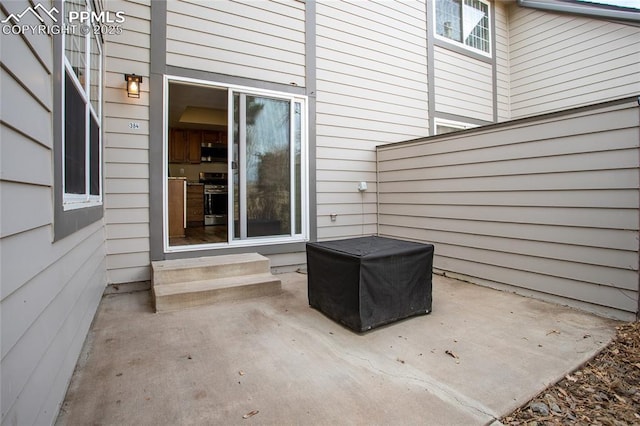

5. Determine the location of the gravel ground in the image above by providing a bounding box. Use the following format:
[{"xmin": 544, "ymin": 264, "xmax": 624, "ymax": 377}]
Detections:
[{"xmin": 501, "ymin": 321, "xmax": 640, "ymax": 425}]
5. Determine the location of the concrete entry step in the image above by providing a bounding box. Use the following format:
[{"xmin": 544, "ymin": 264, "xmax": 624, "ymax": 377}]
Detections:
[
  {"xmin": 153, "ymin": 273, "xmax": 282, "ymax": 312},
  {"xmin": 152, "ymin": 253, "xmax": 270, "ymax": 285},
  {"xmin": 151, "ymin": 253, "xmax": 281, "ymax": 312}
]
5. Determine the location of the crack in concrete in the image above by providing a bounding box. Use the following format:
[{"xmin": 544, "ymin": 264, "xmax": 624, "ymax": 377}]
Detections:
[
  {"xmin": 281, "ymin": 314, "xmax": 497, "ymax": 421},
  {"xmin": 344, "ymin": 350, "xmax": 498, "ymax": 422}
]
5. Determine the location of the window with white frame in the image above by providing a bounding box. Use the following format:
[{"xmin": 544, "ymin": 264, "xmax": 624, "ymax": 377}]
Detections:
[
  {"xmin": 435, "ymin": 0, "xmax": 491, "ymax": 55},
  {"xmin": 435, "ymin": 118, "xmax": 477, "ymax": 135},
  {"xmin": 63, "ymin": 0, "xmax": 102, "ymax": 209}
]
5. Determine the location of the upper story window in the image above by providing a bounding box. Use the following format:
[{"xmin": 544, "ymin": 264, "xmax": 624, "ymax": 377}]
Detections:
[
  {"xmin": 63, "ymin": 0, "xmax": 102, "ymax": 210},
  {"xmin": 435, "ymin": 0, "xmax": 491, "ymax": 56}
]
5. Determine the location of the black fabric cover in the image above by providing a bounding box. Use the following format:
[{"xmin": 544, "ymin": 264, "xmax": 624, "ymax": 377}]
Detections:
[{"xmin": 306, "ymin": 236, "xmax": 434, "ymax": 332}]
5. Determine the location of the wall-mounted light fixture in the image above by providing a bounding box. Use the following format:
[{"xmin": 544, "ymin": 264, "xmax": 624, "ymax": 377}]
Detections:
[{"xmin": 124, "ymin": 74, "xmax": 142, "ymax": 98}]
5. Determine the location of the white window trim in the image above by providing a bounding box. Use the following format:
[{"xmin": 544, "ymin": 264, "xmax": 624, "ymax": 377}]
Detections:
[
  {"xmin": 163, "ymin": 75, "xmax": 309, "ymax": 253},
  {"xmin": 434, "ymin": 118, "xmax": 478, "ymax": 134},
  {"xmin": 433, "ymin": 0, "xmax": 492, "ymax": 58},
  {"xmin": 62, "ymin": 0, "xmax": 103, "ymax": 210}
]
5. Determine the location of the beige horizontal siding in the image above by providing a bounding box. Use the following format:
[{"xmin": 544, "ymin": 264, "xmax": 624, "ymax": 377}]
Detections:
[
  {"xmin": 0, "ymin": 182, "xmax": 52, "ymax": 238},
  {"xmin": 495, "ymin": 2, "xmax": 510, "ymax": 121},
  {"xmin": 0, "ymin": 1, "xmax": 106, "ymax": 423},
  {"xmin": 509, "ymin": 5, "xmax": 640, "ymax": 118},
  {"xmin": 1, "ymin": 223, "xmax": 106, "ymax": 425},
  {"xmin": 433, "ymin": 46, "xmax": 493, "ymax": 122},
  {"xmin": 106, "ymin": 222, "xmax": 149, "ymax": 239},
  {"xmin": 379, "ymin": 105, "xmax": 636, "ymax": 160},
  {"xmin": 106, "ymin": 251, "xmax": 150, "ymax": 284},
  {"xmin": 1, "ymin": 226, "xmax": 105, "ymax": 360},
  {"xmin": 103, "ymin": 0, "xmax": 151, "ymax": 284},
  {"xmin": 166, "ymin": 0, "xmax": 305, "ymax": 86},
  {"xmin": 1, "ymin": 127, "xmax": 52, "ymax": 187},
  {"xmin": 316, "ymin": 0, "xmax": 429, "ymax": 241},
  {"xmin": 107, "ymin": 266, "xmax": 150, "ymax": 284},
  {"xmin": 0, "ymin": 68, "xmax": 52, "ymax": 149},
  {"xmin": 377, "ymin": 98, "xmax": 639, "ymax": 320}
]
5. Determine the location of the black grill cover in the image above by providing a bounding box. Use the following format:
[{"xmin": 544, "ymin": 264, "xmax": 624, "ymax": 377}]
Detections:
[{"xmin": 306, "ymin": 236, "xmax": 434, "ymax": 332}]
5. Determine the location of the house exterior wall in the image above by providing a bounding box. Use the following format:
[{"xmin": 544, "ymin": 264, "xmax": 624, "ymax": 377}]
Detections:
[
  {"xmin": 104, "ymin": 0, "xmax": 152, "ymax": 284},
  {"xmin": 433, "ymin": 45, "xmax": 493, "ymax": 122},
  {"xmin": 315, "ymin": 0, "xmax": 429, "ymax": 240},
  {"xmin": 105, "ymin": 0, "xmax": 520, "ymax": 280},
  {"xmin": 166, "ymin": 0, "xmax": 306, "ymax": 86},
  {"xmin": 100, "ymin": 0, "xmax": 639, "ymax": 292},
  {"xmin": 494, "ymin": 1, "xmax": 511, "ymax": 121},
  {"xmin": 145, "ymin": 1, "xmax": 309, "ymax": 270},
  {"xmin": 0, "ymin": 1, "xmax": 107, "ymax": 424},
  {"xmin": 508, "ymin": 4, "xmax": 640, "ymax": 118},
  {"xmin": 377, "ymin": 97, "xmax": 640, "ymax": 321},
  {"xmin": 2, "ymin": 0, "xmax": 638, "ymax": 423},
  {"xmin": 98, "ymin": 1, "xmax": 313, "ymax": 282},
  {"xmin": 426, "ymin": 0, "xmax": 510, "ymax": 128}
]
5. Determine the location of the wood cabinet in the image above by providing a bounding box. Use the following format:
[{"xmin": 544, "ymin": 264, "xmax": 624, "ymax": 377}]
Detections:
[
  {"xmin": 186, "ymin": 184, "xmax": 204, "ymax": 227},
  {"xmin": 169, "ymin": 129, "xmax": 187, "ymax": 163},
  {"xmin": 200, "ymin": 130, "xmax": 228, "ymax": 163},
  {"xmin": 169, "ymin": 129, "xmax": 228, "ymax": 164},
  {"xmin": 202, "ymin": 130, "xmax": 226, "ymax": 146},
  {"xmin": 169, "ymin": 129, "xmax": 202, "ymax": 164},
  {"xmin": 168, "ymin": 178, "xmax": 186, "ymax": 237},
  {"xmin": 188, "ymin": 131, "xmax": 201, "ymax": 162}
]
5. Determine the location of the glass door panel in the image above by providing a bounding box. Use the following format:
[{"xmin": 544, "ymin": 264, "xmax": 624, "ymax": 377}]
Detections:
[
  {"xmin": 233, "ymin": 93, "xmax": 292, "ymax": 239},
  {"xmin": 294, "ymin": 102, "xmax": 302, "ymax": 235}
]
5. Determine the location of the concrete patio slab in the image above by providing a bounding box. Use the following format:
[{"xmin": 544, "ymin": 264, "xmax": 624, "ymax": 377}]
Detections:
[{"xmin": 56, "ymin": 272, "xmax": 618, "ymax": 425}]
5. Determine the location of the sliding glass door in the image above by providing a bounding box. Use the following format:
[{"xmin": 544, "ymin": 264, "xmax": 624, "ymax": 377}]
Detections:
[
  {"xmin": 164, "ymin": 76, "xmax": 307, "ymax": 252},
  {"xmin": 232, "ymin": 92, "xmax": 304, "ymax": 241}
]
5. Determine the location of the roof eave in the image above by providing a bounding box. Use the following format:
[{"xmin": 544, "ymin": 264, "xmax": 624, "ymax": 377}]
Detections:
[{"xmin": 517, "ymin": 0, "xmax": 640, "ymax": 22}]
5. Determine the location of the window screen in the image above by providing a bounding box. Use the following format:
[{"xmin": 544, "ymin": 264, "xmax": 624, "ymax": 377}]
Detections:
[{"xmin": 64, "ymin": 72, "xmax": 86, "ymax": 194}]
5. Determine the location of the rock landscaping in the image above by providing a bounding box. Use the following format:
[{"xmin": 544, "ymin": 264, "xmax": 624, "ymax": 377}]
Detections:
[{"xmin": 502, "ymin": 321, "xmax": 640, "ymax": 425}]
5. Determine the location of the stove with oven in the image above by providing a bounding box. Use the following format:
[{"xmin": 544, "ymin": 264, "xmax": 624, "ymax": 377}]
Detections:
[{"xmin": 199, "ymin": 172, "xmax": 228, "ymax": 226}]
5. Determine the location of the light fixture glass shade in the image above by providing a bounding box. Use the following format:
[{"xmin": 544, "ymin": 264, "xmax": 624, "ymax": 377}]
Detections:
[{"xmin": 125, "ymin": 74, "xmax": 142, "ymax": 98}]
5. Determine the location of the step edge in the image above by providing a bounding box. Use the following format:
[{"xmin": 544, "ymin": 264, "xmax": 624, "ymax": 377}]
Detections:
[
  {"xmin": 152, "ymin": 261, "xmax": 271, "ymax": 285},
  {"xmin": 153, "ymin": 279, "xmax": 282, "ymax": 312},
  {"xmin": 153, "ymin": 273, "xmax": 281, "ymax": 296},
  {"xmin": 152, "ymin": 253, "xmax": 268, "ymax": 272}
]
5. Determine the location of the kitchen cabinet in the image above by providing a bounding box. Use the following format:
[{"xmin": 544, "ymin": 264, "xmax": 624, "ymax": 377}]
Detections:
[
  {"xmin": 169, "ymin": 129, "xmax": 202, "ymax": 164},
  {"xmin": 202, "ymin": 130, "xmax": 226, "ymax": 146},
  {"xmin": 188, "ymin": 131, "xmax": 201, "ymax": 162},
  {"xmin": 168, "ymin": 178, "xmax": 186, "ymax": 238},
  {"xmin": 186, "ymin": 184, "xmax": 204, "ymax": 227},
  {"xmin": 169, "ymin": 129, "xmax": 187, "ymax": 163},
  {"xmin": 200, "ymin": 130, "xmax": 227, "ymax": 163}
]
